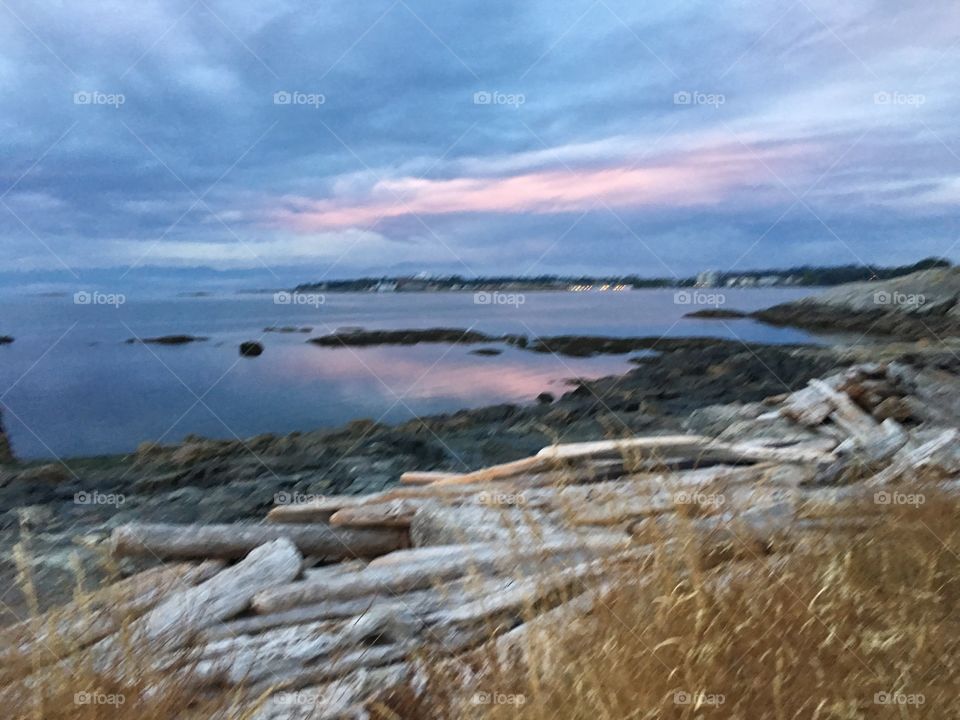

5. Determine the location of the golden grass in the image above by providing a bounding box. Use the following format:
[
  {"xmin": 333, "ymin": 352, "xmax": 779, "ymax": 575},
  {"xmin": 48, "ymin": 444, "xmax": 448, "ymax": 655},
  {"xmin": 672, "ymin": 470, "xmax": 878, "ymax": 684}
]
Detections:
[
  {"xmin": 4, "ymin": 484, "xmax": 960, "ymax": 719},
  {"xmin": 400, "ymin": 487, "xmax": 960, "ymax": 719}
]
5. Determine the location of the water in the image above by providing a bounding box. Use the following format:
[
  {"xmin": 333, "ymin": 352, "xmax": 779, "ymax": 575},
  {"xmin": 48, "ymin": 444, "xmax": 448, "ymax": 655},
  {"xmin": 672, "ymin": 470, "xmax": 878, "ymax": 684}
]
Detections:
[{"xmin": 0, "ymin": 288, "xmax": 822, "ymax": 459}]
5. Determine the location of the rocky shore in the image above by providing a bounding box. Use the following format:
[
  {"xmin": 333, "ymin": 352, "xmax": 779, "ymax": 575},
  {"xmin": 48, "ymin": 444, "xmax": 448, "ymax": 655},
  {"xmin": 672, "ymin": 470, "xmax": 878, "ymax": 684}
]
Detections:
[
  {"xmin": 753, "ymin": 266, "xmax": 960, "ymax": 339},
  {"xmin": 2, "ymin": 266, "xmax": 960, "ymax": 623}
]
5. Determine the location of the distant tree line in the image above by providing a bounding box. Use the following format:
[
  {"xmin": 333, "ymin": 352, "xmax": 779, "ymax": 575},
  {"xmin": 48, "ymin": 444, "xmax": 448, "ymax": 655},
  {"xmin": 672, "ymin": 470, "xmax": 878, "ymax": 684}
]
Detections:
[{"xmin": 293, "ymin": 257, "xmax": 951, "ymax": 292}]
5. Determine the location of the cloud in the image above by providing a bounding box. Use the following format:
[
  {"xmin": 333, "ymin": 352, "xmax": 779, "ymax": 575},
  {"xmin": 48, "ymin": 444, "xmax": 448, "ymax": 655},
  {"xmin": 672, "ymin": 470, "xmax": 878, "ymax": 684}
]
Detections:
[
  {"xmin": 268, "ymin": 141, "xmax": 815, "ymax": 231},
  {"xmin": 0, "ymin": 0, "xmax": 958, "ymax": 280}
]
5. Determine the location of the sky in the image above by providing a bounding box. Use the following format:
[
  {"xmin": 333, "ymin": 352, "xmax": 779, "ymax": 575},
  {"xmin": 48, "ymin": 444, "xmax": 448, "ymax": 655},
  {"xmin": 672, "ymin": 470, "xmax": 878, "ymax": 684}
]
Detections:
[{"xmin": 1, "ymin": 0, "xmax": 959, "ymax": 291}]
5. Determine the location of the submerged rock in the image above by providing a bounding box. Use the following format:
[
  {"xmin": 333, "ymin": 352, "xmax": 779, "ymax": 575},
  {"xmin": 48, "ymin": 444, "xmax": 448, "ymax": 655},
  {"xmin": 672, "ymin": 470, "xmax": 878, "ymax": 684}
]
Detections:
[{"xmin": 125, "ymin": 335, "xmax": 209, "ymax": 345}]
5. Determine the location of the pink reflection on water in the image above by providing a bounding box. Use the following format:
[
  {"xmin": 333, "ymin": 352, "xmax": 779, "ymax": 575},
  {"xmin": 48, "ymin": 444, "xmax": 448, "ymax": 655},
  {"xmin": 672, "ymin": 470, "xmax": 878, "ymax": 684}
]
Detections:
[{"xmin": 260, "ymin": 343, "xmax": 632, "ymax": 406}]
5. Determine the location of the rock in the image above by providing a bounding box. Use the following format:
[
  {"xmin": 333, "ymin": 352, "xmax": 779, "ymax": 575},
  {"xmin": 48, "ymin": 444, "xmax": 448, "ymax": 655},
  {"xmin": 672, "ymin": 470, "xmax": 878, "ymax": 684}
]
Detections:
[
  {"xmin": 308, "ymin": 328, "xmax": 498, "ymax": 347},
  {"xmin": 134, "ymin": 441, "xmax": 167, "ymax": 464},
  {"xmin": 125, "ymin": 335, "xmax": 208, "ymax": 345},
  {"xmin": 239, "ymin": 341, "xmax": 264, "ymax": 357},
  {"xmin": 537, "ymin": 392, "xmax": 555, "ymax": 405},
  {"xmin": 264, "ymin": 326, "xmax": 312, "ymax": 334},
  {"xmin": 753, "ymin": 266, "xmax": 960, "ymax": 339},
  {"xmin": 16, "ymin": 504, "xmax": 54, "ymax": 529},
  {"xmin": 171, "ymin": 441, "xmax": 225, "ymax": 466},
  {"xmin": 683, "ymin": 309, "xmax": 748, "ymax": 319},
  {"xmin": 469, "ymin": 348, "xmax": 503, "ymax": 356},
  {"xmin": 0, "ymin": 409, "xmax": 14, "ymax": 464},
  {"xmin": 16, "ymin": 463, "xmax": 71, "ymax": 483},
  {"xmin": 0, "ymin": 336, "xmax": 13, "ymax": 345}
]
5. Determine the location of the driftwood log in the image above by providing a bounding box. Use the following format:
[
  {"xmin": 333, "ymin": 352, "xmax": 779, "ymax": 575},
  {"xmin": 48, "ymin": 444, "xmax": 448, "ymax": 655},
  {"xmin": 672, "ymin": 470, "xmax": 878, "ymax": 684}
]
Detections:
[{"xmin": 111, "ymin": 522, "xmax": 408, "ymax": 560}]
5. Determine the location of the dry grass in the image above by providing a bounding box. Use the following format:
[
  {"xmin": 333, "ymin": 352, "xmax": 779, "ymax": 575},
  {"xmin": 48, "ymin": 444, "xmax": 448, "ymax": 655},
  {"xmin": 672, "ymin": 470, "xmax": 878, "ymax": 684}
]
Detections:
[
  {"xmin": 4, "ymin": 484, "xmax": 960, "ymax": 719},
  {"xmin": 400, "ymin": 486, "xmax": 960, "ymax": 719}
]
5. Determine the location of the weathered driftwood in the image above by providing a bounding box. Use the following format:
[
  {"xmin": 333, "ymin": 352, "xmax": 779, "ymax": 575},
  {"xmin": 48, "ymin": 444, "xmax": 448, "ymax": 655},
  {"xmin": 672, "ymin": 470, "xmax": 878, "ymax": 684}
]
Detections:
[
  {"xmin": 111, "ymin": 522, "xmax": 408, "ymax": 561},
  {"xmin": 0, "ymin": 541, "xmax": 304, "ymax": 705},
  {"xmin": 400, "ymin": 470, "xmax": 462, "ymax": 485},
  {"xmin": 251, "ymin": 537, "xmax": 632, "ymax": 614},
  {"xmin": 808, "ymin": 379, "xmax": 880, "ymax": 440},
  {"xmin": 0, "ymin": 560, "xmax": 223, "ymax": 672},
  {"xmin": 267, "ymin": 497, "xmax": 361, "ymax": 524},
  {"xmin": 865, "ymin": 428, "xmax": 960, "ymax": 486},
  {"xmin": 431, "ymin": 455, "xmax": 550, "ymax": 486},
  {"xmin": 330, "ymin": 499, "xmax": 419, "ymax": 528},
  {"xmin": 423, "ymin": 558, "xmax": 613, "ymax": 639},
  {"xmin": 536, "ymin": 435, "xmax": 710, "ymax": 460},
  {"xmin": 704, "ymin": 438, "xmax": 836, "ymax": 465},
  {"xmin": 115, "ymin": 539, "xmax": 302, "ymax": 654},
  {"xmin": 249, "ymin": 663, "xmax": 412, "ymax": 719},
  {"xmin": 834, "ymin": 417, "xmax": 909, "ymax": 467},
  {"xmin": 410, "ymin": 503, "xmax": 570, "ymax": 546},
  {"xmin": 203, "ymin": 576, "xmax": 513, "ymax": 641}
]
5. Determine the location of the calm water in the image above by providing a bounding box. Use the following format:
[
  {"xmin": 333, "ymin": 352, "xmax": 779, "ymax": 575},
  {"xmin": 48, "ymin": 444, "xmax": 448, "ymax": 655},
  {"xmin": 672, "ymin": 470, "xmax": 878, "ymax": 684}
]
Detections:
[{"xmin": 0, "ymin": 288, "xmax": 822, "ymax": 459}]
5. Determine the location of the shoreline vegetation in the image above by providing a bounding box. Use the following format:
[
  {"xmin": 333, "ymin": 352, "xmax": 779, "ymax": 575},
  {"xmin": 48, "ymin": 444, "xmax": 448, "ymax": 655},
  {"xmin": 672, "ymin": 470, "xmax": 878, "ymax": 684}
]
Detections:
[{"xmin": 3, "ymin": 264, "xmax": 960, "ymax": 717}]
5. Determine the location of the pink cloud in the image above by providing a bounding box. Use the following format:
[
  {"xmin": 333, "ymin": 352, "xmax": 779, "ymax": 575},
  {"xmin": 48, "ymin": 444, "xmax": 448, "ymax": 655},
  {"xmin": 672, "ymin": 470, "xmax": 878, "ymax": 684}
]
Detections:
[{"xmin": 268, "ymin": 142, "xmax": 813, "ymax": 232}]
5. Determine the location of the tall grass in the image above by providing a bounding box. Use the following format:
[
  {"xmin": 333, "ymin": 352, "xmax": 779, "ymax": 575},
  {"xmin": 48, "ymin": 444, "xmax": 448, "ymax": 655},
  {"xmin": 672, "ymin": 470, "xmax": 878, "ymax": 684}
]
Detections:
[{"xmin": 402, "ymin": 487, "xmax": 960, "ymax": 719}]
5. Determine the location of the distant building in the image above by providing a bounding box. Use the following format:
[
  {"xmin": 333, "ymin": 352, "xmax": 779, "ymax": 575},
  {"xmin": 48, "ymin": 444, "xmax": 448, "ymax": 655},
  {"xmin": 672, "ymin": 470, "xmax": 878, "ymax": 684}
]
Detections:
[{"xmin": 696, "ymin": 270, "xmax": 720, "ymax": 287}]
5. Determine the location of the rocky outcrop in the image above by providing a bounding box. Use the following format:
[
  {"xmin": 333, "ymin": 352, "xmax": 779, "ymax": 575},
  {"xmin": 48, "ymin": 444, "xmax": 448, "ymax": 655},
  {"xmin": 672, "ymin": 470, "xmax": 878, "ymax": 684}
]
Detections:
[
  {"xmin": 0, "ymin": 410, "xmax": 13, "ymax": 464},
  {"xmin": 125, "ymin": 335, "xmax": 209, "ymax": 345},
  {"xmin": 308, "ymin": 328, "xmax": 498, "ymax": 347},
  {"xmin": 755, "ymin": 266, "xmax": 960, "ymax": 339}
]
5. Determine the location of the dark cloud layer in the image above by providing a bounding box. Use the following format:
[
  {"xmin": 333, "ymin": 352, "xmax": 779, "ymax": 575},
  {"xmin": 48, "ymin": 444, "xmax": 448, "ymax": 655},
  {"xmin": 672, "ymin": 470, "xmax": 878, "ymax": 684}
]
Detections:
[{"xmin": 1, "ymin": 0, "xmax": 958, "ymax": 288}]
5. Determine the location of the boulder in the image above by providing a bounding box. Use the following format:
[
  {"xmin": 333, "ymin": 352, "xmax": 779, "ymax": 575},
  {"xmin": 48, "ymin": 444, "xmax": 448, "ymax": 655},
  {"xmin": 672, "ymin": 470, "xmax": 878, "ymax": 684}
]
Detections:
[
  {"xmin": 15, "ymin": 463, "xmax": 70, "ymax": 483},
  {"xmin": 240, "ymin": 341, "xmax": 264, "ymax": 357}
]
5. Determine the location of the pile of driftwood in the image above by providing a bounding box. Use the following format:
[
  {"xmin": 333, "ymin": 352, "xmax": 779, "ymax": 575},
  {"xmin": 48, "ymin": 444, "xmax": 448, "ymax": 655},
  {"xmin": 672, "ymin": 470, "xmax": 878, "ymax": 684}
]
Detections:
[{"xmin": 3, "ymin": 362, "xmax": 959, "ymax": 718}]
